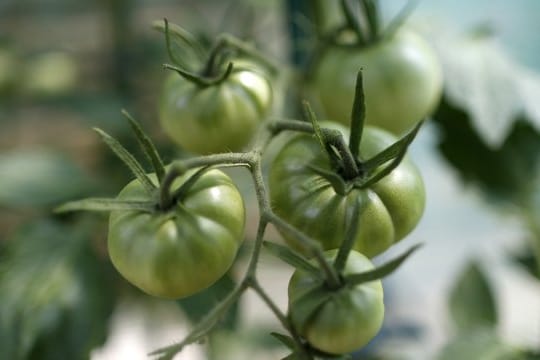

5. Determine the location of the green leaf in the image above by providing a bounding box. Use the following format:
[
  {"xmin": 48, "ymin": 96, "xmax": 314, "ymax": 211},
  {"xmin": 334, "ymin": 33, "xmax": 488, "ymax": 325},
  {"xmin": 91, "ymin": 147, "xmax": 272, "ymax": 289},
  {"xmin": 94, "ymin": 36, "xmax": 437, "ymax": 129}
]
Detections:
[
  {"xmin": 0, "ymin": 218, "xmax": 116, "ymax": 360},
  {"xmin": 511, "ymin": 246, "xmax": 540, "ymax": 280},
  {"xmin": 449, "ymin": 261, "xmax": 497, "ymax": 332},
  {"xmin": 437, "ymin": 328, "xmax": 521, "ymax": 360},
  {"xmin": 345, "ymin": 244, "xmax": 422, "ymax": 286},
  {"xmin": 94, "ymin": 128, "xmax": 156, "ymax": 194},
  {"xmin": 0, "ymin": 150, "xmax": 97, "ymax": 207},
  {"xmin": 429, "ymin": 30, "xmax": 540, "ymax": 148},
  {"xmin": 263, "ymin": 241, "xmax": 320, "ymax": 275},
  {"xmin": 434, "ymin": 100, "xmax": 540, "ymax": 202}
]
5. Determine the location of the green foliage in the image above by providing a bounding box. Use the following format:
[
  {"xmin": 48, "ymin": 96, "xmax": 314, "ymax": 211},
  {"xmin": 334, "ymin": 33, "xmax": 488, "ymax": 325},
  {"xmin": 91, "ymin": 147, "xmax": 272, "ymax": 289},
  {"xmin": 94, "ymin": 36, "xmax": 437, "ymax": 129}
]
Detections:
[
  {"xmin": 434, "ymin": 100, "xmax": 540, "ymax": 203},
  {"xmin": 0, "ymin": 218, "xmax": 116, "ymax": 360},
  {"xmin": 437, "ymin": 329, "xmax": 522, "ymax": 360},
  {"xmin": 448, "ymin": 260, "xmax": 497, "ymax": 332},
  {"xmin": 0, "ymin": 150, "xmax": 97, "ymax": 207}
]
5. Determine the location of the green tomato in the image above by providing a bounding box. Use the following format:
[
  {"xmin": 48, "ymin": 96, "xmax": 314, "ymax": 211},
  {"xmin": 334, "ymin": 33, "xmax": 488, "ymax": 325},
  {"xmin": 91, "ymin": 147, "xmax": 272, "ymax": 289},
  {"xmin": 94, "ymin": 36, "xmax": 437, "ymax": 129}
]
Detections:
[
  {"xmin": 288, "ymin": 249, "xmax": 384, "ymax": 355},
  {"xmin": 269, "ymin": 122, "xmax": 425, "ymax": 258},
  {"xmin": 108, "ymin": 168, "xmax": 245, "ymax": 299},
  {"xmin": 158, "ymin": 61, "xmax": 273, "ymax": 154},
  {"xmin": 313, "ymin": 30, "xmax": 443, "ymax": 136}
]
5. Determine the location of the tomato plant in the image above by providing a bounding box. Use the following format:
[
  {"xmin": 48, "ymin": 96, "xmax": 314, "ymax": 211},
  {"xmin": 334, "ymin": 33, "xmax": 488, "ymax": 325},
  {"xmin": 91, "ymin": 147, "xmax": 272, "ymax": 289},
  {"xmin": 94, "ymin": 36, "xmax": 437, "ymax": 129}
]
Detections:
[
  {"xmin": 159, "ymin": 61, "xmax": 273, "ymax": 154},
  {"xmin": 288, "ymin": 249, "xmax": 384, "ymax": 355},
  {"xmin": 108, "ymin": 168, "xmax": 245, "ymax": 299},
  {"xmin": 269, "ymin": 121, "xmax": 425, "ymax": 258},
  {"xmin": 313, "ymin": 29, "xmax": 442, "ymax": 135},
  {"xmin": 54, "ymin": 15, "xmax": 425, "ymax": 360}
]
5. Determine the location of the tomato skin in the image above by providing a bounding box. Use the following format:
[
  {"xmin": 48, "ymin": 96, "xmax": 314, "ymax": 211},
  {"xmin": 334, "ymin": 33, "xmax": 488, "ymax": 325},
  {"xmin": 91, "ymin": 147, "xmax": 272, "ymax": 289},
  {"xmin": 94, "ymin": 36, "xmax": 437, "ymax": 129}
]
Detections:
[
  {"xmin": 288, "ymin": 250, "xmax": 384, "ymax": 355},
  {"xmin": 158, "ymin": 63, "xmax": 273, "ymax": 154},
  {"xmin": 313, "ymin": 30, "xmax": 443, "ymax": 136},
  {"xmin": 108, "ymin": 169, "xmax": 245, "ymax": 299},
  {"xmin": 269, "ymin": 122, "xmax": 425, "ymax": 258}
]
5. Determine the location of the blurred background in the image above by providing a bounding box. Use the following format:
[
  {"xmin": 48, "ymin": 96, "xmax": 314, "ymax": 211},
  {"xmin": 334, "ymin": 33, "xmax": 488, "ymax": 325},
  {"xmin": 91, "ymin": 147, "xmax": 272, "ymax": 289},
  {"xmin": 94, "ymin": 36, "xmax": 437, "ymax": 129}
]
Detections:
[{"xmin": 1, "ymin": 0, "xmax": 540, "ymax": 359}]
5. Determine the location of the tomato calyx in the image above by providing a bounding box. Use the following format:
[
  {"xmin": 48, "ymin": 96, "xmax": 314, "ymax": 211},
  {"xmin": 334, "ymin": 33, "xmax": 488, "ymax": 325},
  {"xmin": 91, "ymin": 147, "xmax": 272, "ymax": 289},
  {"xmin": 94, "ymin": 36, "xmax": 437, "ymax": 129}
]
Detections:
[
  {"xmin": 301, "ymin": 70, "xmax": 422, "ymax": 195},
  {"xmin": 158, "ymin": 19, "xmax": 277, "ymax": 88},
  {"xmin": 330, "ymin": 0, "xmax": 416, "ymax": 48}
]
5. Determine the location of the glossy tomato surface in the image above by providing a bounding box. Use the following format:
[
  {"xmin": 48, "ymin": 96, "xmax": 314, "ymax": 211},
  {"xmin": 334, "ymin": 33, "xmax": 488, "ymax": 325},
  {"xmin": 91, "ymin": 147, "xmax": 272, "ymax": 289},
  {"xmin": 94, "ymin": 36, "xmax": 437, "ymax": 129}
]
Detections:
[
  {"xmin": 313, "ymin": 30, "xmax": 443, "ymax": 135},
  {"xmin": 159, "ymin": 62, "xmax": 273, "ymax": 154},
  {"xmin": 108, "ymin": 169, "xmax": 245, "ymax": 299},
  {"xmin": 288, "ymin": 249, "xmax": 384, "ymax": 355}
]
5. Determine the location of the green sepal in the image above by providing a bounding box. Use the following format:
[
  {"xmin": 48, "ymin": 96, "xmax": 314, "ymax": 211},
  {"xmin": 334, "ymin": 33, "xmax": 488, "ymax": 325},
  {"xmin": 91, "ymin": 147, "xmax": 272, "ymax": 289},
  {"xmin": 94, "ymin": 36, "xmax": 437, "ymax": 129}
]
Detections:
[
  {"xmin": 152, "ymin": 18, "xmax": 206, "ymax": 65},
  {"xmin": 289, "ymin": 284, "xmax": 333, "ymax": 335},
  {"xmin": 270, "ymin": 332, "xmax": 297, "ymax": 351},
  {"xmin": 348, "ymin": 70, "xmax": 366, "ymax": 160},
  {"xmin": 263, "ymin": 241, "xmax": 321, "ymax": 275},
  {"xmin": 163, "ymin": 62, "xmax": 234, "ymax": 87},
  {"xmin": 345, "ymin": 243, "xmax": 422, "ymax": 286},
  {"xmin": 93, "ymin": 128, "xmax": 156, "ymax": 194},
  {"xmin": 55, "ymin": 198, "xmax": 156, "ymax": 213},
  {"xmin": 357, "ymin": 120, "xmax": 422, "ymax": 188},
  {"xmin": 122, "ymin": 109, "xmax": 166, "ymax": 183},
  {"xmin": 307, "ymin": 165, "xmax": 351, "ymax": 196}
]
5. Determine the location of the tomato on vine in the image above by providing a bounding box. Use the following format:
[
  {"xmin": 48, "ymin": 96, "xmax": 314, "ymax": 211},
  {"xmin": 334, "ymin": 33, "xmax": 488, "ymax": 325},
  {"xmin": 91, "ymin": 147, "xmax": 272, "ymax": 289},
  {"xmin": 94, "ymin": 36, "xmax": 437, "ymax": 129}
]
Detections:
[
  {"xmin": 57, "ymin": 113, "xmax": 246, "ymax": 299},
  {"xmin": 288, "ymin": 249, "xmax": 384, "ymax": 355},
  {"xmin": 108, "ymin": 168, "xmax": 245, "ymax": 299},
  {"xmin": 310, "ymin": 1, "xmax": 443, "ymax": 136},
  {"xmin": 156, "ymin": 20, "xmax": 275, "ymax": 154},
  {"xmin": 159, "ymin": 61, "xmax": 273, "ymax": 154},
  {"xmin": 269, "ymin": 118, "xmax": 425, "ymax": 258}
]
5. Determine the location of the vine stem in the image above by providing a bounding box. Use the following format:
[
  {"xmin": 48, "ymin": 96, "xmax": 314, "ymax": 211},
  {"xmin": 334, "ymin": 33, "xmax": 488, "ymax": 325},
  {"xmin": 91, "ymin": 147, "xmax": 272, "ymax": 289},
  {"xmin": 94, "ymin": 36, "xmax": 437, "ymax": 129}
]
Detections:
[
  {"xmin": 159, "ymin": 152, "xmax": 253, "ymax": 210},
  {"xmin": 155, "ymin": 120, "xmax": 339, "ymax": 358}
]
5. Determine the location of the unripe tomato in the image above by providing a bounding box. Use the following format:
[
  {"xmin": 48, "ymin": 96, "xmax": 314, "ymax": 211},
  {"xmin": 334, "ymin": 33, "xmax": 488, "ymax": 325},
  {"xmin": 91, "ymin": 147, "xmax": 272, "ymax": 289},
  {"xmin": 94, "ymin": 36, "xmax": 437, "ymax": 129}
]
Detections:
[
  {"xmin": 288, "ymin": 250, "xmax": 384, "ymax": 355},
  {"xmin": 269, "ymin": 122, "xmax": 425, "ymax": 258},
  {"xmin": 108, "ymin": 168, "xmax": 245, "ymax": 299},
  {"xmin": 158, "ymin": 61, "xmax": 273, "ymax": 154},
  {"xmin": 313, "ymin": 30, "xmax": 443, "ymax": 136}
]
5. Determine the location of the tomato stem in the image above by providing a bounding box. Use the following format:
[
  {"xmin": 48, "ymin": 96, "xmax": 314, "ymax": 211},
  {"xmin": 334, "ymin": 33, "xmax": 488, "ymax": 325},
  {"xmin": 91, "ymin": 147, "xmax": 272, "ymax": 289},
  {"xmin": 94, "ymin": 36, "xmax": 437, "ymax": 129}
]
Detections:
[
  {"xmin": 159, "ymin": 152, "xmax": 253, "ymax": 210},
  {"xmin": 267, "ymin": 212, "xmax": 342, "ymax": 289},
  {"xmin": 334, "ymin": 196, "xmax": 363, "ymax": 273}
]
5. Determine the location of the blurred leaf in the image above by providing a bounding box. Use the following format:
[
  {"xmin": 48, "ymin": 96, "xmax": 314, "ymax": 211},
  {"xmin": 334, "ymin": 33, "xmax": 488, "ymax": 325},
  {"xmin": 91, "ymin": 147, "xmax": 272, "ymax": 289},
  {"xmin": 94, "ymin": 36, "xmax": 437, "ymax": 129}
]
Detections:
[
  {"xmin": 433, "ymin": 98, "xmax": 540, "ymax": 202},
  {"xmin": 0, "ymin": 218, "xmax": 116, "ymax": 360},
  {"xmin": 0, "ymin": 150, "xmax": 97, "ymax": 207},
  {"xmin": 436, "ymin": 328, "xmax": 522, "ymax": 360},
  {"xmin": 449, "ymin": 261, "xmax": 497, "ymax": 332},
  {"xmin": 177, "ymin": 271, "xmax": 239, "ymax": 331},
  {"xmin": 510, "ymin": 247, "xmax": 540, "ymax": 280},
  {"xmin": 431, "ymin": 30, "xmax": 540, "ymax": 148}
]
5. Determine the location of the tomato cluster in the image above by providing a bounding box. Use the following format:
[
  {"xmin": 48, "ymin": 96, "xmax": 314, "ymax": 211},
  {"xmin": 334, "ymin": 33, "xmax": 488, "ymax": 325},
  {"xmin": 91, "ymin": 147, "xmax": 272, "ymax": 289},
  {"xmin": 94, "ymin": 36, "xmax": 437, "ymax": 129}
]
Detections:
[{"xmin": 60, "ymin": 5, "xmax": 438, "ymax": 357}]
